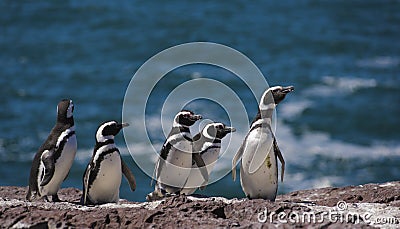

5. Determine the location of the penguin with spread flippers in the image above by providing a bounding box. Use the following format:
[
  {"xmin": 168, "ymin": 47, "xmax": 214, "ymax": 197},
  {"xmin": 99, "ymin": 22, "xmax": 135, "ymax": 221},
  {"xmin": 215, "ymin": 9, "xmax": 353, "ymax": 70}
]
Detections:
[
  {"xmin": 27, "ymin": 99, "xmax": 77, "ymax": 202},
  {"xmin": 81, "ymin": 121, "xmax": 136, "ymax": 205},
  {"xmin": 232, "ymin": 86, "xmax": 294, "ymax": 200}
]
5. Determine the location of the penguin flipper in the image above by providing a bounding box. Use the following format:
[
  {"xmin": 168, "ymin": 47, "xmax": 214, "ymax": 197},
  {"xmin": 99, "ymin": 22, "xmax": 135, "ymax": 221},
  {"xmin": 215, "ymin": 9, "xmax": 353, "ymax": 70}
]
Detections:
[
  {"xmin": 81, "ymin": 163, "xmax": 91, "ymax": 205},
  {"xmin": 121, "ymin": 159, "xmax": 136, "ymax": 191},
  {"xmin": 152, "ymin": 142, "xmax": 168, "ymax": 186},
  {"xmin": 192, "ymin": 153, "xmax": 209, "ymax": 183},
  {"xmin": 40, "ymin": 149, "xmax": 55, "ymax": 186},
  {"xmin": 232, "ymin": 139, "xmax": 246, "ymax": 181},
  {"xmin": 156, "ymin": 140, "xmax": 170, "ymax": 182},
  {"xmin": 273, "ymin": 138, "xmax": 285, "ymax": 182},
  {"xmin": 151, "ymin": 157, "xmax": 163, "ymax": 187},
  {"xmin": 150, "ymin": 159, "xmax": 157, "ymax": 187}
]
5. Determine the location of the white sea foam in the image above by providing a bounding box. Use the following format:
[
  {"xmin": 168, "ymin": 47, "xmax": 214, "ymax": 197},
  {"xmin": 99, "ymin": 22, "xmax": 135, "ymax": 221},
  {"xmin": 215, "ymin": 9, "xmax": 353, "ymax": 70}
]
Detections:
[
  {"xmin": 5, "ymin": 108, "xmax": 398, "ymax": 195},
  {"xmin": 73, "ymin": 142, "xmax": 160, "ymax": 167},
  {"xmin": 274, "ymin": 123, "xmax": 399, "ymax": 190},
  {"xmin": 322, "ymin": 76, "xmax": 377, "ymax": 92},
  {"xmin": 304, "ymin": 76, "xmax": 377, "ymax": 98},
  {"xmin": 20, "ymin": 103, "xmax": 400, "ymax": 191},
  {"xmin": 356, "ymin": 56, "xmax": 400, "ymax": 68},
  {"xmin": 191, "ymin": 71, "xmax": 203, "ymax": 79},
  {"xmin": 279, "ymin": 99, "xmax": 313, "ymax": 119},
  {"xmin": 210, "ymin": 120, "xmax": 400, "ymax": 191},
  {"xmin": 74, "ymin": 148, "xmax": 93, "ymax": 164},
  {"xmin": 275, "ymin": 122, "xmax": 400, "ymax": 164}
]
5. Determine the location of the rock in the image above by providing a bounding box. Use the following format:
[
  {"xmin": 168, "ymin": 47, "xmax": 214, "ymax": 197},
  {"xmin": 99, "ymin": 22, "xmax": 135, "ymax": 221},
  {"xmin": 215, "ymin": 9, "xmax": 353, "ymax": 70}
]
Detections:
[{"xmin": 0, "ymin": 182, "xmax": 399, "ymax": 228}]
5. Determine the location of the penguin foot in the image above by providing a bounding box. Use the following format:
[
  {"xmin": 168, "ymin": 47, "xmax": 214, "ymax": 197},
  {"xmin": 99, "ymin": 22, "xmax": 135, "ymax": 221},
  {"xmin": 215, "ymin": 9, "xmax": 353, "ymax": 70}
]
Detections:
[
  {"xmin": 146, "ymin": 190, "xmax": 163, "ymax": 202},
  {"xmin": 199, "ymin": 184, "xmax": 207, "ymax": 190},
  {"xmin": 43, "ymin": 196, "xmax": 50, "ymax": 202},
  {"xmin": 26, "ymin": 194, "xmax": 39, "ymax": 202},
  {"xmin": 51, "ymin": 194, "xmax": 61, "ymax": 202},
  {"xmin": 80, "ymin": 195, "xmax": 95, "ymax": 206},
  {"xmin": 26, "ymin": 190, "xmax": 37, "ymax": 202},
  {"xmin": 146, "ymin": 189, "xmax": 175, "ymax": 202}
]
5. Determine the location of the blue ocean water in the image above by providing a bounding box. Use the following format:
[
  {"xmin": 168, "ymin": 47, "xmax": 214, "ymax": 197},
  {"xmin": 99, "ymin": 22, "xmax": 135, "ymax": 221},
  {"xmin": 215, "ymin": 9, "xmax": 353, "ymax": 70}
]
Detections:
[{"xmin": 0, "ymin": 1, "xmax": 399, "ymax": 202}]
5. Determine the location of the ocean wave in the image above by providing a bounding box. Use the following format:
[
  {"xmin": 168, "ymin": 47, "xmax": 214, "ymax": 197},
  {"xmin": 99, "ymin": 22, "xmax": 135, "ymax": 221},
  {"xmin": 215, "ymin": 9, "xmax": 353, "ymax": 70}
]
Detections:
[
  {"xmin": 279, "ymin": 99, "xmax": 313, "ymax": 120},
  {"xmin": 322, "ymin": 76, "xmax": 377, "ymax": 92},
  {"xmin": 356, "ymin": 56, "xmax": 400, "ymax": 69},
  {"xmin": 74, "ymin": 142, "xmax": 154, "ymax": 165},
  {"xmin": 3, "ymin": 119, "xmax": 399, "ymax": 193},
  {"xmin": 272, "ymin": 123, "xmax": 398, "ymax": 190},
  {"xmin": 211, "ymin": 121, "xmax": 399, "ymax": 190},
  {"xmin": 275, "ymin": 123, "xmax": 399, "ymax": 161},
  {"xmin": 304, "ymin": 76, "xmax": 377, "ymax": 97},
  {"xmin": 6, "ymin": 120, "xmax": 399, "ymax": 166}
]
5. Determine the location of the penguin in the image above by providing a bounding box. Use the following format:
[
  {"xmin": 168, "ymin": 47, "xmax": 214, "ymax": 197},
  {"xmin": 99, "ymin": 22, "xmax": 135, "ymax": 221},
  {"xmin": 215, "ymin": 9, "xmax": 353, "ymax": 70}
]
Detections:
[
  {"xmin": 26, "ymin": 99, "xmax": 77, "ymax": 202},
  {"xmin": 146, "ymin": 110, "xmax": 206, "ymax": 201},
  {"xmin": 232, "ymin": 85, "xmax": 294, "ymax": 200},
  {"xmin": 181, "ymin": 122, "xmax": 236, "ymax": 195},
  {"xmin": 81, "ymin": 121, "xmax": 136, "ymax": 205}
]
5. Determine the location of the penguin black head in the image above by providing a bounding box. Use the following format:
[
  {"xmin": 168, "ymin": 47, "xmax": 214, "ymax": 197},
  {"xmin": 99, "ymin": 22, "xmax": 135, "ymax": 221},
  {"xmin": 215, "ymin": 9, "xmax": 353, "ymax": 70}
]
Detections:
[
  {"xmin": 260, "ymin": 86, "xmax": 294, "ymax": 109},
  {"xmin": 96, "ymin": 120, "xmax": 129, "ymax": 143},
  {"xmin": 203, "ymin": 123, "xmax": 236, "ymax": 140},
  {"xmin": 174, "ymin": 110, "xmax": 202, "ymax": 127},
  {"xmin": 57, "ymin": 99, "xmax": 74, "ymax": 124}
]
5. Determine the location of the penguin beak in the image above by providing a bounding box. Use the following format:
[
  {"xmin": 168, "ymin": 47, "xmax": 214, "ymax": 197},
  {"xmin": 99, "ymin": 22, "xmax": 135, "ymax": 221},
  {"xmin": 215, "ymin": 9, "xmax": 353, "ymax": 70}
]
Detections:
[
  {"xmin": 281, "ymin": 86, "xmax": 294, "ymax": 94},
  {"xmin": 190, "ymin": 114, "xmax": 202, "ymax": 121},
  {"xmin": 224, "ymin": 126, "xmax": 236, "ymax": 133},
  {"xmin": 119, "ymin": 123, "xmax": 130, "ymax": 129}
]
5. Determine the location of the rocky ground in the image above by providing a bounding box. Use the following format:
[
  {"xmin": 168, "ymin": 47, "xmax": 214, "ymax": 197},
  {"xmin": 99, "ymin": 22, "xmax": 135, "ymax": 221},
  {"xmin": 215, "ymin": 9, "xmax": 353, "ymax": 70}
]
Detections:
[{"xmin": 0, "ymin": 181, "xmax": 399, "ymax": 228}]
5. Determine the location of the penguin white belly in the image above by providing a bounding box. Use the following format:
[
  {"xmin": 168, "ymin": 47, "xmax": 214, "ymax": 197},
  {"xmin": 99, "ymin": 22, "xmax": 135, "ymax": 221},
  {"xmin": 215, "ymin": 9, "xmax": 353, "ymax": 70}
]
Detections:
[
  {"xmin": 202, "ymin": 148, "xmax": 220, "ymax": 175},
  {"xmin": 182, "ymin": 148, "xmax": 220, "ymax": 195},
  {"xmin": 158, "ymin": 141, "xmax": 192, "ymax": 193},
  {"xmin": 39, "ymin": 135, "xmax": 77, "ymax": 196},
  {"xmin": 240, "ymin": 129, "xmax": 278, "ymax": 200},
  {"xmin": 89, "ymin": 152, "xmax": 122, "ymax": 204}
]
